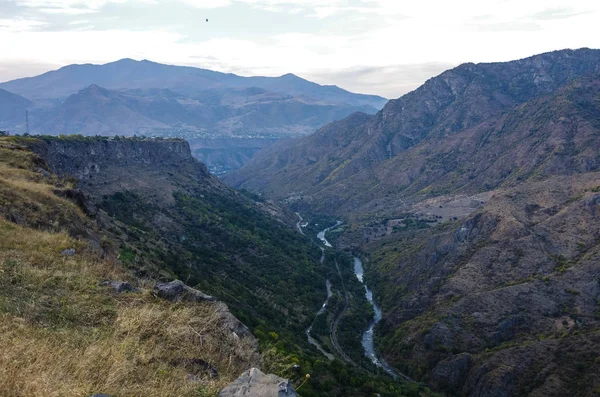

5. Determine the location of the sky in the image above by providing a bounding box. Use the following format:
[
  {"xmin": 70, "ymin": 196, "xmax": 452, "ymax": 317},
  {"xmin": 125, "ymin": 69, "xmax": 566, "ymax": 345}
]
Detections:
[{"xmin": 0, "ymin": 0, "xmax": 599, "ymax": 98}]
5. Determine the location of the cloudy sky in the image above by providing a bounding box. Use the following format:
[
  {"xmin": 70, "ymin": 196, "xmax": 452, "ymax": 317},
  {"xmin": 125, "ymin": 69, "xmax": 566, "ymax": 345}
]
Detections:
[{"xmin": 0, "ymin": 0, "xmax": 599, "ymax": 98}]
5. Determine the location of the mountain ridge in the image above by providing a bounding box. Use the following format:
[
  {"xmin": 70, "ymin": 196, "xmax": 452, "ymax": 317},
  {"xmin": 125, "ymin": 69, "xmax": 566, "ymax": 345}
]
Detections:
[
  {"xmin": 224, "ymin": 48, "xmax": 600, "ymax": 395},
  {"xmin": 0, "ymin": 59, "xmax": 387, "ymax": 174},
  {"xmin": 225, "ymin": 48, "xmax": 600, "ymax": 215},
  {"xmin": 0, "ymin": 58, "xmax": 387, "ymax": 107}
]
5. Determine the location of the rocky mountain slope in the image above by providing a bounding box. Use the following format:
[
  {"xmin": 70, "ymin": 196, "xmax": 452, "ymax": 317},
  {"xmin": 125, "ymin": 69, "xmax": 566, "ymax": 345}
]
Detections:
[
  {"xmin": 225, "ymin": 48, "xmax": 600, "ymax": 396},
  {"xmin": 27, "ymin": 135, "xmax": 325, "ymax": 334},
  {"xmin": 367, "ymin": 173, "xmax": 600, "ymax": 396},
  {"xmin": 225, "ymin": 48, "xmax": 600, "ymax": 215}
]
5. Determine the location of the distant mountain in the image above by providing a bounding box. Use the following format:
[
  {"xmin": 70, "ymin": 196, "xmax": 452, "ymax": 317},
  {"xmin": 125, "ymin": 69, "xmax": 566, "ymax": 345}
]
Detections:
[
  {"xmin": 0, "ymin": 58, "xmax": 387, "ymax": 108},
  {"xmin": 31, "ymin": 83, "xmax": 377, "ymax": 144},
  {"xmin": 0, "ymin": 88, "xmax": 31, "ymax": 130},
  {"xmin": 225, "ymin": 48, "xmax": 600, "ymax": 214},
  {"xmin": 0, "ymin": 59, "xmax": 387, "ymax": 173}
]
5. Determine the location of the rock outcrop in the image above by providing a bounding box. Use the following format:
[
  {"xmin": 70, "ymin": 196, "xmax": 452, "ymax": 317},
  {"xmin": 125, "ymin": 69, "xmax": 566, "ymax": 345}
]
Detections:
[
  {"xmin": 153, "ymin": 280, "xmax": 254, "ymax": 340},
  {"xmin": 219, "ymin": 368, "xmax": 298, "ymax": 397},
  {"xmin": 154, "ymin": 280, "xmax": 215, "ymax": 302}
]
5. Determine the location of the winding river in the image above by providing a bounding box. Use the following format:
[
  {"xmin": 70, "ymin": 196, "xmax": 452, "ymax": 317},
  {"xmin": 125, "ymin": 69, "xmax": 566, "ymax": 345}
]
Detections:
[
  {"xmin": 307, "ymin": 220, "xmax": 404, "ymax": 378},
  {"xmin": 353, "ymin": 257, "xmax": 400, "ymax": 379},
  {"xmin": 317, "ymin": 221, "xmax": 341, "ymax": 247}
]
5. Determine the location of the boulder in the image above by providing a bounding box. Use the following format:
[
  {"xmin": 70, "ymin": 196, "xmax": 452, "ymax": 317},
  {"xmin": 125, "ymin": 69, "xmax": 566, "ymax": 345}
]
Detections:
[
  {"xmin": 219, "ymin": 368, "xmax": 297, "ymax": 397},
  {"xmin": 153, "ymin": 280, "xmax": 215, "ymax": 302},
  {"xmin": 214, "ymin": 301, "xmax": 253, "ymax": 339},
  {"xmin": 105, "ymin": 280, "xmax": 138, "ymax": 293},
  {"xmin": 61, "ymin": 248, "xmax": 76, "ymax": 256}
]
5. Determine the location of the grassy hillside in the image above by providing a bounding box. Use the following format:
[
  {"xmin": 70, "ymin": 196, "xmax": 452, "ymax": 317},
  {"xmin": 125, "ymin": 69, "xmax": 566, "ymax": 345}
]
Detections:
[{"xmin": 0, "ymin": 137, "xmax": 259, "ymax": 396}]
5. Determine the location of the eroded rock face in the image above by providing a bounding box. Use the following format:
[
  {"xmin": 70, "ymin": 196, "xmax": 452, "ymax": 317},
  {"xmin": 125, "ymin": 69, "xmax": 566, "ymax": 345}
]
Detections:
[{"xmin": 219, "ymin": 368, "xmax": 297, "ymax": 397}]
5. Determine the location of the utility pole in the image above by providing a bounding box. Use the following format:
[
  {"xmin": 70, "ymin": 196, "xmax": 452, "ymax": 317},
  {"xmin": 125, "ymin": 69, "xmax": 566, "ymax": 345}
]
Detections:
[{"xmin": 25, "ymin": 110, "xmax": 30, "ymax": 134}]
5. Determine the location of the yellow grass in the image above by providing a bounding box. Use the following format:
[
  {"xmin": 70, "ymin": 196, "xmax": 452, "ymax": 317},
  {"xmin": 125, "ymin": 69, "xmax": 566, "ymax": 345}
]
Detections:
[{"xmin": 0, "ymin": 137, "xmax": 259, "ymax": 396}]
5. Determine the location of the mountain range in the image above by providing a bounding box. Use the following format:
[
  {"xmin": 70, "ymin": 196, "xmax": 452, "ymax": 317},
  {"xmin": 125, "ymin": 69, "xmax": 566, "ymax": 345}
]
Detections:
[
  {"xmin": 226, "ymin": 48, "xmax": 600, "ymax": 216},
  {"xmin": 0, "ymin": 59, "xmax": 387, "ymax": 174},
  {"xmin": 3, "ymin": 47, "xmax": 600, "ymax": 396},
  {"xmin": 225, "ymin": 48, "xmax": 600, "ymax": 396}
]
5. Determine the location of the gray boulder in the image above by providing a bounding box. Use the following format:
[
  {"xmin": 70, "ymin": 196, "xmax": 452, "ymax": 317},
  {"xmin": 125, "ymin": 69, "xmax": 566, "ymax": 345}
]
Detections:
[
  {"xmin": 219, "ymin": 368, "xmax": 297, "ymax": 397},
  {"xmin": 154, "ymin": 280, "xmax": 215, "ymax": 302},
  {"xmin": 105, "ymin": 281, "xmax": 138, "ymax": 293}
]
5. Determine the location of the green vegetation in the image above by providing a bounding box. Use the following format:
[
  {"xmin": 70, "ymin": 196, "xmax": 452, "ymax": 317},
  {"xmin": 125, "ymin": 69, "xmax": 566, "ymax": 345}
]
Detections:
[{"xmin": 0, "ymin": 136, "xmax": 437, "ymax": 396}]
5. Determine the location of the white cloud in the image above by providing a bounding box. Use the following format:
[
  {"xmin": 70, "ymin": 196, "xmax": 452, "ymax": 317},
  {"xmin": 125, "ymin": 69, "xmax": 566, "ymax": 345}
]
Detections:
[
  {"xmin": 16, "ymin": 0, "xmax": 136, "ymax": 14},
  {"xmin": 176, "ymin": 0, "xmax": 232, "ymax": 8},
  {"xmin": 0, "ymin": 18, "xmax": 46, "ymax": 31},
  {"xmin": 0, "ymin": 0, "xmax": 599, "ymax": 96}
]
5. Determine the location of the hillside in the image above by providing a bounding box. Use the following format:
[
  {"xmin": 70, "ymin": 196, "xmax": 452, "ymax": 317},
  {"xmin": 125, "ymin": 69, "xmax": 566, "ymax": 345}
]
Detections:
[
  {"xmin": 0, "ymin": 135, "xmax": 435, "ymax": 397},
  {"xmin": 225, "ymin": 48, "xmax": 600, "ymax": 214},
  {"xmin": 0, "ymin": 136, "xmax": 259, "ymax": 396},
  {"xmin": 367, "ymin": 173, "xmax": 600, "ymax": 396},
  {"xmin": 224, "ymin": 48, "xmax": 600, "ymax": 396},
  {"xmin": 0, "ymin": 88, "xmax": 31, "ymax": 129},
  {"xmin": 26, "ymin": 135, "xmax": 325, "ymax": 333},
  {"xmin": 32, "ymin": 84, "xmax": 375, "ymax": 140}
]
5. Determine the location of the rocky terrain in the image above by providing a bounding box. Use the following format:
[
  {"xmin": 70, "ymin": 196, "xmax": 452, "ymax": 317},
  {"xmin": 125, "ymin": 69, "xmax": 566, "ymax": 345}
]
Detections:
[
  {"xmin": 367, "ymin": 174, "xmax": 600, "ymax": 396},
  {"xmin": 226, "ymin": 48, "xmax": 600, "ymax": 396},
  {"xmin": 225, "ymin": 48, "xmax": 600, "ymax": 217}
]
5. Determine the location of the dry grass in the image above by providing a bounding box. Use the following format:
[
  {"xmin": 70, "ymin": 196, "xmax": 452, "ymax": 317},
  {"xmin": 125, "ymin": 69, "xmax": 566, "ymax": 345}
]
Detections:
[{"xmin": 0, "ymin": 137, "xmax": 259, "ymax": 396}]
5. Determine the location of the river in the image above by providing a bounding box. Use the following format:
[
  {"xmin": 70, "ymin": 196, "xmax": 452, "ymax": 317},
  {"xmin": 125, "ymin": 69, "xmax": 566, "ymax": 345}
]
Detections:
[
  {"xmin": 306, "ymin": 219, "xmax": 409, "ymax": 379},
  {"xmin": 317, "ymin": 221, "xmax": 341, "ymax": 247},
  {"xmin": 303, "ymin": 216, "xmax": 335, "ymax": 360},
  {"xmin": 353, "ymin": 256, "xmax": 400, "ymax": 379}
]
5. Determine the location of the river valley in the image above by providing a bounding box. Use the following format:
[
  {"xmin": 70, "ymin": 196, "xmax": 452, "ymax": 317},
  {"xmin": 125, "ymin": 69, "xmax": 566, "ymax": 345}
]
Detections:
[{"xmin": 310, "ymin": 220, "xmax": 404, "ymax": 379}]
